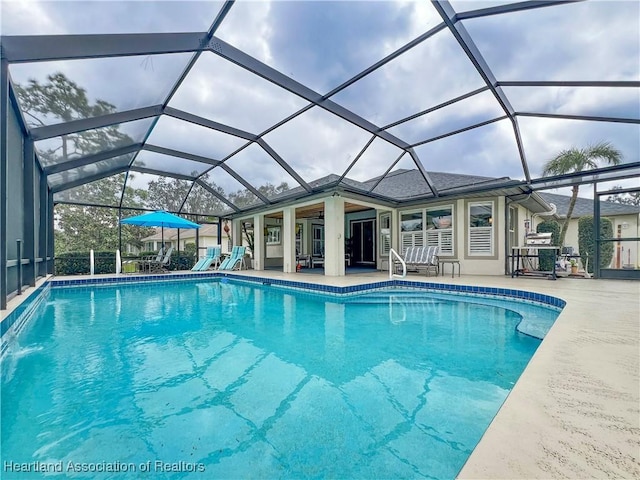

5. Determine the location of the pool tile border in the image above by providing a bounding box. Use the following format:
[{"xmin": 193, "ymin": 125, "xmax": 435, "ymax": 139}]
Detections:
[
  {"xmin": 0, "ymin": 282, "xmax": 51, "ymax": 357},
  {"xmin": 2, "ymin": 273, "xmax": 565, "ymax": 352},
  {"xmin": 47, "ymin": 272, "xmax": 566, "ymax": 309}
]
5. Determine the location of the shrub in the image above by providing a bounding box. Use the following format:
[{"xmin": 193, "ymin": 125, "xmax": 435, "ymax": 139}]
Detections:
[
  {"xmin": 55, "ymin": 251, "xmax": 116, "ymax": 275},
  {"xmin": 536, "ymin": 220, "xmax": 561, "ymax": 271},
  {"xmin": 578, "ymin": 216, "xmax": 614, "ymax": 273},
  {"xmin": 55, "ymin": 249, "xmax": 196, "ymax": 274},
  {"xmin": 168, "ymin": 250, "xmax": 196, "ymax": 271}
]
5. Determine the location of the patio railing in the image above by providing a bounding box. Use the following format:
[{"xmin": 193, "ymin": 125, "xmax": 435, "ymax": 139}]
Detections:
[{"xmin": 389, "ymin": 248, "xmax": 406, "ymax": 279}]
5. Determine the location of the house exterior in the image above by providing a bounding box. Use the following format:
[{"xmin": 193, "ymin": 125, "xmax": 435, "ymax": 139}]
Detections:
[
  {"xmin": 227, "ymin": 169, "xmax": 559, "ymax": 277},
  {"xmin": 537, "ymin": 192, "xmax": 640, "ymax": 269},
  {"xmin": 138, "ymin": 224, "xmax": 232, "ymax": 256},
  {"xmin": 131, "ymin": 171, "xmax": 639, "ymax": 276}
]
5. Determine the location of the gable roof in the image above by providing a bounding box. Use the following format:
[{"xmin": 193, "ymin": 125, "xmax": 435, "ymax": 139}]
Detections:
[
  {"xmin": 228, "ymin": 168, "xmax": 553, "ymax": 217},
  {"xmin": 362, "ymin": 169, "xmax": 510, "ymax": 199},
  {"xmin": 538, "ymin": 192, "xmax": 640, "ymax": 218}
]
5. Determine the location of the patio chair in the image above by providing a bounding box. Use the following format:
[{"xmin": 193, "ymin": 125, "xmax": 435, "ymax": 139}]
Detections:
[
  {"xmin": 145, "ymin": 246, "xmax": 174, "ymax": 273},
  {"xmin": 192, "ymin": 246, "xmax": 222, "ymax": 271},
  {"xmin": 122, "ymin": 247, "xmax": 164, "ymax": 273},
  {"xmin": 218, "ymin": 246, "xmax": 246, "ymax": 271},
  {"xmin": 397, "ymin": 246, "xmax": 439, "ymax": 276}
]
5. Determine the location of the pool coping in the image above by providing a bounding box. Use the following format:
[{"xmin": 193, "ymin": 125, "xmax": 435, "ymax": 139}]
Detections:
[
  {"xmin": 2, "ymin": 273, "xmax": 563, "ymax": 349},
  {"xmin": 45, "ymin": 271, "xmax": 566, "ymax": 307}
]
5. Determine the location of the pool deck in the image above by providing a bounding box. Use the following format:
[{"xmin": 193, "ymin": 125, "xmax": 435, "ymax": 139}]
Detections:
[{"xmin": 3, "ymin": 270, "xmax": 639, "ymax": 478}]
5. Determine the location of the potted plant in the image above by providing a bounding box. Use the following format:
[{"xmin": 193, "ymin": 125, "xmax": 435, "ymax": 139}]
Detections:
[{"xmin": 570, "ymin": 259, "xmax": 578, "ymax": 274}]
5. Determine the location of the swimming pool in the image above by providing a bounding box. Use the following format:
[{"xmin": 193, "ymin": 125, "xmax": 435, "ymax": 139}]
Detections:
[{"xmin": 1, "ymin": 277, "xmax": 561, "ymax": 479}]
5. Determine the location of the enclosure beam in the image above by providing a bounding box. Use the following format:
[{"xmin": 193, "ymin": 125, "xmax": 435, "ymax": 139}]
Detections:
[
  {"xmin": 516, "ymin": 112, "xmax": 640, "ymax": 124},
  {"xmin": 456, "ymin": 1, "xmax": 580, "ymax": 21},
  {"xmin": 23, "ymin": 138, "xmax": 36, "ymax": 287},
  {"xmin": 382, "ymin": 86, "xmax": 491, "ymax": 131},
  {"xmin": 143, "ymin": 144, "xmax": 222, "ymax": 168},
  {"xmin": 129, "ymin": 166, "xmax": 195, "ymax": 181},
  {"xmin": 433, "ymin": 0, "xmax": 531, "ymax": 183},
  {"xmin": 1, "ymin": 32, "xmax": 208, "ymax": 63},
  {"xmin": 47, "ymin": 190, "xmax": 54, "ymax": 274},
  {"xmin": 408, "ymin": 149, "xmax": 439, "ymax": 196},
  {"xmin": 528, "ymin": 162, "xmax": 640, "ymax": 190},
  {"xmin": 257, "ymin": 140, "xmax": 313, "ymax": 193},
  {"xmin": 44, "ymin": 143, "xmax": 143, "ymax": 174},
  {"xmin": 0, "ymin": 58, "xmax": 8, "ymax": 308},
  {"xmin": 164, "ymin": 107, "xmax": 258, "ymax": 141},
  {"xmin": 39, "ymin": 166, "xmax": 48, "ymax": 278},
  {"xmin": 594, "ymin": 184, "xmax": 601, "ymax": 278},
  {"xmin": 195, "ymin": 180, "xmax": 240, "ymax": 213},
  {"xmin": 52, "ymin": 165, "xmax": 130, "ymax": 193},
  {"xmin": 410, "ymin": 116, "xmax": 508, "ymax": 147},
  {"xmin": 207, "ymin": 36, "xmax": 413, "ymax": 151},
  {"xmin": 30, "ymin": 106, "xmax": 163, "ymax": 141},
  {"xmin": 218, "ymin": 164, "xmax": 271, "ymax": 205},
  {"xmin": 499, "ymin": 80, "xmax": 640, "ymax": 88}
]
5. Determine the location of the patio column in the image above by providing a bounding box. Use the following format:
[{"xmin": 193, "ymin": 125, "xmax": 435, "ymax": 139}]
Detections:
[
  {"xmin": 253, "ymin": 214, "xmax": 264, "ymax": 271},
  {"xmin": 232, "ymin": 219, "xmax": 242, "ymax": 248},
  {"xmin": 324, "ymin": 194, "xmax": 345, "ymax": 276},
  {"xmin": 391, "ymin": 209, "xmax": 399, "ymax": 254},
  {"xmin": 283, "ymin": 207, "xmax": 295, "ymax": 273}
]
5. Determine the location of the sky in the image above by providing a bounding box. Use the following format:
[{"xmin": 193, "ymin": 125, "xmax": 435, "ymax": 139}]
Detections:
[{"xmin": 2, "ymin": 0, "xmax": 639, "ymax": 208}]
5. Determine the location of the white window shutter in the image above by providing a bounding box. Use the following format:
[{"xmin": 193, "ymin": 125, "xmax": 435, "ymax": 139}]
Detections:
[{"xmin": 469, "ymin": 227, "xmax": 492, "ymax": 255}]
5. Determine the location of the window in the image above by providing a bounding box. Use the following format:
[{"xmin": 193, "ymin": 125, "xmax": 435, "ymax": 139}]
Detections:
[
  {"xmin": 508, "ymin": 206, "xmax": 518, "ymax": 249},
  {"xmin": 468, "ymin": 201, "xmax": 494, "ymax": 256},
  {"xmin": 426, "ymin": 205, "xmax": 453, "ymax": 255},
  {"xmin": 379, "ymin": 212, "xmax": 391, "ymax": 257},
  {"xmin": 312, "ymin": 224, "xmax": 324, "ymax": 256},
  {"xmin": 266, "ymin": 226, "xmax": 281, "ymax": 245},
  {"xmin": 295, "ymin": 223, "xmax": 303, "ymax": 254},
  {"xmin": 400, "ymin": 206, "xmax": 454, "ymax": 256}
]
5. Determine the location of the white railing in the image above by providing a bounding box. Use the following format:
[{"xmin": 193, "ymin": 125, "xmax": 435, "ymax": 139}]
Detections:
[
  {"xmin": 115, "ymin": 249, "xmax": 122, "ymax": 274},
  {"xmin": 90, "ymin": 249, "xmax": 95, "ymax": 276},
  {"xmin": 389, "ymin": 248, "xmax": 406, "ymax": 279}
]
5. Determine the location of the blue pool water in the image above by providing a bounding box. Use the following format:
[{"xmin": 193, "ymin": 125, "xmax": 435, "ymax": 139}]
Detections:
[{"xmin": 1, "ymin": 280, "xmax": 556, "ymax": 479}]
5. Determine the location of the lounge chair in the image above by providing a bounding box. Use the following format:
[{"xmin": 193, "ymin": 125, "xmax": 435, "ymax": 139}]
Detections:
[
  {"xmin": 218, "ymin": 246, "xmax": 246, "ymax": 271},
  {"xmin": 145, "ymin": 246, "xmax": 174, "ymax": 273},
  {"xmin": 192, "ymin": 246, "xmax": 222, "ymax": 271}
]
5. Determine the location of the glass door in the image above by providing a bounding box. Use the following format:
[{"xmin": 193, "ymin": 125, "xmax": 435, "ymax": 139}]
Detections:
[
  {"xmin": 351, "ymin": 219, "xmax": 376, "ymax": 264},
  {"xmin": 312, "ymin": 224, "xmax": 324, "ymax": 257}
]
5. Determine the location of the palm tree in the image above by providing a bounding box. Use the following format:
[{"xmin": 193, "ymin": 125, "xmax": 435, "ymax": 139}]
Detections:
[{"xmin": 542, "ymin": 142, "xmax": 622, "ymax": 247}]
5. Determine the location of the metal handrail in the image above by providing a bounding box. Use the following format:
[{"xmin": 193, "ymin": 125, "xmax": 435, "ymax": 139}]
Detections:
[{"xmin": 389, "ymin": 248, "xmax": 406, "ymax": 279}]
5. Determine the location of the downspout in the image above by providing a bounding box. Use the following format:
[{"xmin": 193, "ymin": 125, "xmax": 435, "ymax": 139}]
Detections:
[{"xmin": 504, "ymin": 193, "xmax": 533, "ymax": 275}]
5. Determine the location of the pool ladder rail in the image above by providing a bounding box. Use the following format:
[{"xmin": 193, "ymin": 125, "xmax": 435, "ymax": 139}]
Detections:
[{"xmin": 389, "ymin": 248, "xmax": 407, "ymax": 279}]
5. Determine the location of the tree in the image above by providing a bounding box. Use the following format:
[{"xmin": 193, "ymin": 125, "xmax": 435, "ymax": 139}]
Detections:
[
  {"xmin": 54, "ymin": 174, "xmax": 150, "ymax": 254},
  {"xmin": 578, "ymin": 216, "xmax": 614, "ymax": 273},
  {"xmin": 605, "ymin": 186, "xmax": 640, "ymax": 206},
  {"xmin": 16, "ymin": 73, "xmax": 148, "ymax": 253},
  {"xmin": 15, "ymin": 73, "xmax": 132, "ymax": 172},
  {"xmin": 541, "ymin": 142, "xmax": 622, "ymax": 247},
  {"xmin": 181, "ymin": 173, "xmax": 228, "ymax": 216},
  {"xmin": 228, "ymin": 182, "xmax": 291, "ymax": 209}
]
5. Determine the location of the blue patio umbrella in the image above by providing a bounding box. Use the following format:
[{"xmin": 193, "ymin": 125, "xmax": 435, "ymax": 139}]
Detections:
[{"xmin": 120, "ymin": 210, "xmax": 200, "ymax": 248}]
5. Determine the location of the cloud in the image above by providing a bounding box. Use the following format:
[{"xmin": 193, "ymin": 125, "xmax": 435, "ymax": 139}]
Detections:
[
  {"xmin": 2, "ymin": 0, "xmax": 220, "ymax": 35},
  {"xmin": 146, "ymin": 116, "xmax": 247, "ymax": 161},
  {"xmin": 3, "ymin": 0, "xmax": 638, "ymax": 202},
  {"xmin": 169, "ymin": 51, "xmax": 309, "ymax": 134},
  {"xmin": 463, "ymin": 1, "xmax": 639, "ymax": 81}
]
